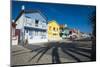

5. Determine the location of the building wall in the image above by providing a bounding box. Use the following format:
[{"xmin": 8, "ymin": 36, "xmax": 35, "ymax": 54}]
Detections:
[
  {"xmin": 48, "ymin": 20, "xmax": 61, "ymax": 41},
  {"xmin": 12, "ymin": 23, "xmax": 19, "ymax": 45},
  {"xmin": 16, "ymin": 12, "xmax": 48, "ymax": 44},
  {"xmin": 16, "ymin": 14, "xmax": 24, "ymax": 29},
  {"xmin": 24, "ymin": 14, "xmax": 47, "ymax": 30},
  {"xmin": 24, "ymin": 27, "xmax": 48, "ymax": 44},
  {"xmin": 12, "ymin": 27, "xmax": 15, "ymax": 36},
  {"xmin": 25, "ymin": 13, "xmax": 46, "ymax": 23},
  {"xmin": 16, "ymin": 14, "xmax": 25, "ymax": 44},
  {"xmin": 59, "ymin": 25, "xmax": 70, "ymax": 39}
]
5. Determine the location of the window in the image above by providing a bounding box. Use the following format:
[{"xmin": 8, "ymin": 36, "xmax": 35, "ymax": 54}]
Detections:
[
  {"xmin": 29, "ymin": 31, "xmax": 33, "ymax": 39},
  {"xmin": 33, "ymin": 31, "xmax": 35, "ymax": 36},
  {"xmin": 37, "ymin": 31, "xmax": 39, "ymax": 36},
  {"xmin": 69, "ymin": 31, "xmax": 72, "ymax": 34},
  {"xmin": 53, "ymin": 33, "xmax": 57, "ymax": 35},
  {"xmin": 35, "ymin": 31, "xmax": 37, "ymax": 36},
  {"xmin": 35, "ymin": 20, "xmax": 39, "ymax": 24},
  {"xmin": 57, "ymin": 28, "xmax": 58, "ymax": 31},
  {"xmin": 35, "ymin": 19, "xmax": 39, "ymax": 27},
  {"xmin": 38, "ymin": 31, "xmax": 41, "ymax": 36},
  {"xmin": 53, "ymin": 27, "xmax": 55, "ymax": 31},
  {"xmin": 25, "ymin": 17, "xmax": 32, "ymax": 26},
  {"xmin": 35, "ymin": 31, "xmax": 38, "ymax": 36},
  {"xmin": 29, "ymin": 31, "xmax": 32, "ymax": 35},
  {"xmin": 41, "ymin": 32, "xmax": 46, "ymax": 39},
  {"xmin": 49, "ymin": 26, "xmax": 51, "ymax": 30},
  {"xmin": 42, "ymin": 23, "xmax": 46, "ymax": 28},
  {"xmin": 26, "ymin": 30, "xmax": 28, "ymax": 33}
]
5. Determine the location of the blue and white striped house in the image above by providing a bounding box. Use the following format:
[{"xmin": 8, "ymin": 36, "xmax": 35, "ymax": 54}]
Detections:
[{"xmin": 15, "ymin": 6, "xmax": 48, "ymax": 44}]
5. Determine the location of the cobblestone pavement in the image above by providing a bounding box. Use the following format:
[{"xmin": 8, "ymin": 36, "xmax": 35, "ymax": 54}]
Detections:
[{"xmin": 11, "ymin": 41, "xmax": 92, "ymax": 66}]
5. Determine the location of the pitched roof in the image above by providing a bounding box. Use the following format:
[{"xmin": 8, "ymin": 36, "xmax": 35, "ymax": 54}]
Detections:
[
  {"xmin": 48, "ymin": 20, "xmax": 60, "ymax": 26},
  {"xmin": 15, "ymin": 10, "xmax": 47, "ymax": 22}
]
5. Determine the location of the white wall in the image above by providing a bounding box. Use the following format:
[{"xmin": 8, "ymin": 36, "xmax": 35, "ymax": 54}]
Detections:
[
  {"xmin": 24, "ymin": 13, "xmax": 47, "ymax": 29},
  {"xmin": 16, "ymin": 14, "xmax": 24, "ymax": 29},
  {"xmin": 23, "ymin": 12, "xmax": 48, "ymax": 43},
  {"xmin": 24, "ymin": 30, "xmax": 48, "ymax": 44}
]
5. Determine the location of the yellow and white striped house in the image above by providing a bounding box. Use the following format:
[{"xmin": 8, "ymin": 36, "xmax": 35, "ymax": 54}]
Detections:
[{"xmin": 48, "ymin": 20, "xmax": 61, "ymax": 41}]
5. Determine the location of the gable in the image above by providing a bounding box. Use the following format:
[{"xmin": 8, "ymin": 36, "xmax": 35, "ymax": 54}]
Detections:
[
  {"xmin": 15, "ymin": 10, "xmax": 47, "ymax": 23},
  {"xmin": 25, "ymin": 12, "xmax": 46, "ymax": 23},
  {"xmin": 48, "ymin": 20, "xmax": 59, "ymax": 27}
]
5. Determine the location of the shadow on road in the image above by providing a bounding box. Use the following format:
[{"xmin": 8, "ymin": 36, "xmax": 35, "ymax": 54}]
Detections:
[
  {"xmin": 12, "ymin": 49, "xmax": 24, "ymax": 53},
  {"xmin": 12, "ymin": 42, "xmax": 93, "ymax": 64},
  {"xmin": 52, "ymin": 45, "xmax": 61, "ymax": 64}
]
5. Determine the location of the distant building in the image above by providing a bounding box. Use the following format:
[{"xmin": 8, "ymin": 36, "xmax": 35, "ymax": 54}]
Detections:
[
  {"xmin": 59, "ymin": 24, "xmax": 70, "ymax": 39},
  {"xmin": 77, "ymin": 30, "xmax": 83, "ymax": 39},
  {"xmin": 15, "ymin": 5, "xmax": 48, "ymax": 44},
  {"xmin": 81, "ymin": 33, "xmax": 91, "ymax": 39},
  {"xmin": 68, "ymin": 28, "xmax": 79, "ymax": 39},
  {"xmin": 68, "ymin": 29, "xmax": 86, "ymax": 40},
  {"xmin": 48, "ymin": 20, "xmax": 61, "ymax": 41}
]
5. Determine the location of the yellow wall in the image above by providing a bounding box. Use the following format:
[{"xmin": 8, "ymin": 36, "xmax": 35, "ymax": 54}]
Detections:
[{"xmin": 48, "ymin": 20, "xmax": 61, "ymax": 41}]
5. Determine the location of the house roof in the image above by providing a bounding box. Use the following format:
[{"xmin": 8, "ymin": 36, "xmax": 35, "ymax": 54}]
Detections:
[
  {"xmin": 15, "ymin": 10, "xmax": 47, "ymax": 23},
  {"xmin": 48, "ymin": 20, "xmax": 60, "ymax": 26},
  {"xmin": 48, "ymin": 20, "xmax": 58, "ymax": 24}
]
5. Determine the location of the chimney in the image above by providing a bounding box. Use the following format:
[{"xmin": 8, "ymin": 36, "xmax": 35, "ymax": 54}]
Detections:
[
  {"xmin": 22, "ymin": 5, "xmax": 25, "ymax": 10},
  {"xmin": 12, "ymin": 19, "xmax": 14, "ymax": 23},
  {"xmin": 12, "ymin": 20, "xmax": 16, "ymax": 28}
]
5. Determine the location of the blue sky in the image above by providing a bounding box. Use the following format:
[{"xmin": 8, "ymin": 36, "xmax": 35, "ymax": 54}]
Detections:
[{"xmin": 12, "ymin": 1, "xmax": 96, "ymax": 33}]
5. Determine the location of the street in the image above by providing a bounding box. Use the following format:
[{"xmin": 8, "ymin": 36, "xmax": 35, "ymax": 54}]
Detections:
[{"xmin": 11, "ymin": 40, "xmax": 92, "ymax": 66}]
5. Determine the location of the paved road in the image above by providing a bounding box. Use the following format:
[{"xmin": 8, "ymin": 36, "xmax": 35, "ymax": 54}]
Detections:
[{"xmin": 11, "ymin": 41, "xmax": 92, "ymax": 66}]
